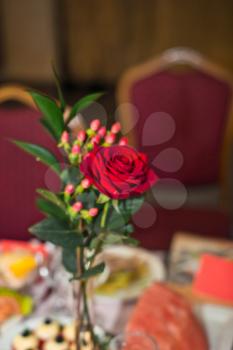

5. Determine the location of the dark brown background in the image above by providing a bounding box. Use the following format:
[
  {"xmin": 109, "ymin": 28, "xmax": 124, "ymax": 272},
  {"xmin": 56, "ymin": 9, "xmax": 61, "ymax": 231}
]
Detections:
[{"xmin": 0, "ymin": 0, "xmax": 232, "ymax": 86}]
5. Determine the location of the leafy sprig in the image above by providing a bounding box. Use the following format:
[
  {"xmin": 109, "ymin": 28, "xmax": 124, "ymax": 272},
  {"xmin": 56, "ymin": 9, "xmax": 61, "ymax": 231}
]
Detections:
[{"xmin": 12, "ymin": 77, "xmax": 144, "ymax": 282}]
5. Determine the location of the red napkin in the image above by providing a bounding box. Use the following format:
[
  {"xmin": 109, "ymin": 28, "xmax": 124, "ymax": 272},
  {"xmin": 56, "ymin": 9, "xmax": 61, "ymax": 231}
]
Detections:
[{"xmin": 193, "ymin": 254, "xmax": 233, "ymax": 303}]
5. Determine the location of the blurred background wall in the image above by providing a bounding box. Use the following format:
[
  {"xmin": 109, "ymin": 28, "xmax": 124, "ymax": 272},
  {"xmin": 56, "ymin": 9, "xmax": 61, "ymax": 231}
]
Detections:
[
  {"xmin": 0, "ymin": 0, "xmax": 232, "ymax": 86},
  {"xmin": 0, "ymin": 0, "xmax": 59, "ymax": 82},
  {"xmin": 64, "ymin": 0, "xmax": 233, "ymax": 84}
]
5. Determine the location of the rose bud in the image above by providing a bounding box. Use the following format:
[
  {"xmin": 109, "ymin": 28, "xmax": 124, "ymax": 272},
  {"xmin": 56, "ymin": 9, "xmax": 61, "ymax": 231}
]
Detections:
[
  {"xmin": 119, "ymin": 137, "xmax": 128, "ymax": 146},
  {"xmin": 90, "ymin": 119, "xmax": 101, "ymax": 131},
  {"xmin": 89, "ymin": 207, "xmax": 99, "ymax": 217},
  {"xmin": 105, "ymin": 133, "xmax": 116, "ymax": 144},
  {"xmin": 98, "ymin": 126, "xmax": 107, "ymax": 138},
  {"xmin": 77, "ymin": 130, "xmax": 86, "ymax": 143},
  {"xmin": 111, "ymin": 122, "xmax": 121, "ymax": 134},
  {"xmin": 71, "ymin": 144, "xmax": 81, "ymax": 155},
  {"xmin": 91, "ymin": 135, "xmax": 101, "ymax": 145},
  {"xmin": 72, "ymin": 201, "xmax": 83, "ymax": 213},
  {"xmin": 64, "ymin": 184, "xmax": 75, "ymax": 195},
  {"xmin": 81, "ymin": 178, "xmax": 92, "ymax": 189},
  {"xmin": 61, "ymin": 131, "xmax": 69, "ymax": 143}
]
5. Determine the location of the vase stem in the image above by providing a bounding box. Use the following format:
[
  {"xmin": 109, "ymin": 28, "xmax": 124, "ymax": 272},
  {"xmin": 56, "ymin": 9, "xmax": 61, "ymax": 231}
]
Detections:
[{"xmin": 75, "ymin": 248, "xmax": 97, "ymax": 350}]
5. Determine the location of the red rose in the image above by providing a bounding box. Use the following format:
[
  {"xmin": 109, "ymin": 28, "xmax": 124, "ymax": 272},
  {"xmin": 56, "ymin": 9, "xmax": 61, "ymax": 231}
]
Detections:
[{"xmin": 80, "ymin": 145, "xmax": 157, "ymax": 199}]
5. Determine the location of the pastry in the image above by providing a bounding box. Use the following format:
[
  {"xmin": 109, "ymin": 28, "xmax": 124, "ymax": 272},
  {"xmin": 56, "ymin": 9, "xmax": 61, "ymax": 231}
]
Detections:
[
  {"xmin": 43, "ymin": 335, "xmax": 69, "ymax": 350},
  {"xmin": 35, "ymin": 318, "xmax": 60, "ymax": 341},
  {"xmin": 62, "ymin": 322, "xmax": 76, "ymax": 343},
  {"xmin": 70, "ymin": 343, "xmax": 76, "ymax": 350},
  {"xmin": 12, "ymin": 329, "xmax": 38, "ymax": 350}
]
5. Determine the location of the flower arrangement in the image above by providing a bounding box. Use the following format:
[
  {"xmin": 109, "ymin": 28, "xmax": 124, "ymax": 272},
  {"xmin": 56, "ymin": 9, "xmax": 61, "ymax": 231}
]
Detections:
[{"xmin": 13, "ymin": 79, "xmax": 157, "ymax": 349}]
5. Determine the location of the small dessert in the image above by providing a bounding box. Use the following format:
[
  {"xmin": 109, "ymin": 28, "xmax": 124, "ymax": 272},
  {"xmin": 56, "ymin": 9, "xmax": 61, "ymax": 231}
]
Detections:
[
  {"xmin": 62, "ymin": 322, "xmax": 76, "ymax": 343},
  {"xmin": 35, "ymin": 318, "xmax": 60, "ymax": 342},
  {"xmin": 70, "ymin": 343, "xmax": 76, "ymax": 350},
  {"xmin": 44, "ymin": 335, "xmax": 69, "ymax": 350},
  {"xmin": 12, "ymin": 329, "xmax": 38, "ymax": 350}
]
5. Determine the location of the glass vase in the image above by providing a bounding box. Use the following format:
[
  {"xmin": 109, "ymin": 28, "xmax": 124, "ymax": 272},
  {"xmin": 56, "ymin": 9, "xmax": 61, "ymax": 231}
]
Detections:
[
  {"xmin": 73, "ymin": 247, "xmax": 110, "ymax": 350},
  {"xmin": 73, "ymin": 279, "xmax": 96, "ymax": 350},
  {"xmin": 73, "ymin": 244, "xmax": 99, "ymax": 350}
]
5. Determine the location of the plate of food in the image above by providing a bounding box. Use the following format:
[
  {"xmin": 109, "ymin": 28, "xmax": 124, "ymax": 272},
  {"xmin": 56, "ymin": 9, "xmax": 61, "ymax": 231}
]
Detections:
[
  {"xmin": 0, "ymin": 315, "xmax": 107, "ymax": 350},
  {"xmin": 0, "ymin": 240, "xmax": 49, "ymax": 290},
  {"xmin": 94, "ymin": 246, "xmax": 166, "ymax": 300}
]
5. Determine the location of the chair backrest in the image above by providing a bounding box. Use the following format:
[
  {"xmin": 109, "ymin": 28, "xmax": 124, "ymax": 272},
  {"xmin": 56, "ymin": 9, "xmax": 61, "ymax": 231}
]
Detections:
[
  {"xmin": 117, "ymin": 48, "xmax": 233, "ymax": 188},
  {"xmin": 0, "ymin": 85, "xmax": 62, "ymax": 240}
]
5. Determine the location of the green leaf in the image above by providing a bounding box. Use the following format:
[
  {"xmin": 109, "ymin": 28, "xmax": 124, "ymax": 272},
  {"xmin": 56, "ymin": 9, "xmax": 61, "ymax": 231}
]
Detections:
[
  {"xmin": 40, "ymin": 118, "xmax": 58, "ymax": 140},
  {"xmin": 106, "ymin": 208, "xmax": 126, "ymax": 230},
  {"xmin": 12, "ymin": 140, "xmax": 61, "ymax": 174},
  {"xmin": 77, "ymin": 191, "xmax": 97, "ymax": 208},
  {"xmin": 30, "ymin": 91, "xmax": 65, "ymax": 140},
  {"xmin": 103, "ymin": 233, "xmax": 123, "ymax": 245},
  {"xmin": 62, "ymin": 247, "xmax": 77, "ymax": 274},
  {"xmin": 80, "ymin": 262, "xmax": 105, "ymax": 280},
  {"xmin": 52, "ymin": 64, "xmax": 66, "ymax": 113},
  {"xmin": 66, "ymin": 92, "xmax": 104, "ymax": 126},
  {"xmin": 112, "ymin": 199, "xmax": 120, "ymax": 214},
  {"xmin": 89, "ymin": 234, "xmax": 104, "ymax": 250},
  {"xmin": 123, "ymin": 237, "xmax": 139, "ymax": 246},
  {"xmin": 29, "ymin": 218, "xmax": 84, "ymax": 249},
  {"xmin": 105, "ymin": 223, "xmax": 134, "ymax": 236},
  {"xmin": 102, "ymin": 232, "xmax": 137, "ymax": 246},
  {"xmin": 91, "ymin": 206, "xmax": 124, "ymax": 234},
  {"xmin": 123, "ymin": 224, "xmax": 134, "ymax": 234},
  {"xmin": 97, "ymin": 194, "xmax": 110, "ymax": 204},
  {"xmin": 61, "ymin": 167, "xmax": 81, "ymax": 186},
  {"xmin": 36, "ymin": 198, "xmax": 68, "ymax": 221},
  {"xmin": 37, "ymin": 189, "xmax": 65, "ymax": 209},
  {"xmin": 118, "ymin": 197, "xmax": 144, "ymax": 220}
]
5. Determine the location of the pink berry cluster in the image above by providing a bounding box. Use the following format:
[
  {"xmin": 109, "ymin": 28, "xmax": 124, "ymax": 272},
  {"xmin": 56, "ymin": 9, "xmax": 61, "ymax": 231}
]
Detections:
[
  {"xmin": 59, "ymin": 119, "xmax": 128, "ymax": 222},
  {"xmin": 64, "ymin": 181, "xmax": 98, "ymax": 220},
  {"xmin": 59, "ymin": 119, "xmax": 128, "ymax": 165}
]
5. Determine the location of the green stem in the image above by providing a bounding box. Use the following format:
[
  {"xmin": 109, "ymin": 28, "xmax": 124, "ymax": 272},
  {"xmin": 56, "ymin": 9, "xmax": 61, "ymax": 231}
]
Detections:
[
  {"xmin": 79, "ymin": 248, "xmax": 90, "ymax": 324},
  {"xmin": 76, "ymin": 202, "xmax": 111, "ymax": 349},
  {"xmin": 100, "ymin": 201, "xmax": 110, "ymax": 228},
  {"xmin": 89, "ymin": 201, "xmax": 110, "ymax": 267}
]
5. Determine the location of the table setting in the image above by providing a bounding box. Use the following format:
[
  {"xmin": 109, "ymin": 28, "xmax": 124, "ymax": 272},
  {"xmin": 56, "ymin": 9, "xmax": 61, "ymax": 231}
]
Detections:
[
  {"xmin": 0, "ymin": 80, "xmax": 233, "ymax": 350},
  {"xmin": 1, "ymin": 240, "xmax": 233, "ymax": 350}
]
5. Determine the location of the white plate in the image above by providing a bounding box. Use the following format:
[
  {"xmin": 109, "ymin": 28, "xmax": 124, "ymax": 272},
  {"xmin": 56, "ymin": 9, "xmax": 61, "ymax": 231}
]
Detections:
[
  {"xmin": 197, "ymin": 304, "xmax": 233, "ymax": 350},
  {"xmin": 94, "ymin": 246, "xmax": 166, "ymax": 300},
  {"xmin": 217, "ymin": 317, "xmax": 233, "ymax": 350}
]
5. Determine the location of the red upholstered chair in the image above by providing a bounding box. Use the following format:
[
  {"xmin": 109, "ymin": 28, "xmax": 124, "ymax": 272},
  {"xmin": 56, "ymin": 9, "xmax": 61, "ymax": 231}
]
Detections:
[
  {"xmin": 0, "ymin": 85, "xmax": 82, "ymax": 241},
  {"xmin": 0, "ymin": 85, "xmax": 60, "ymax": 240},
  {"xmin": 117, "ymin": 48, "xmax": 233, "ymax": 250}
]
